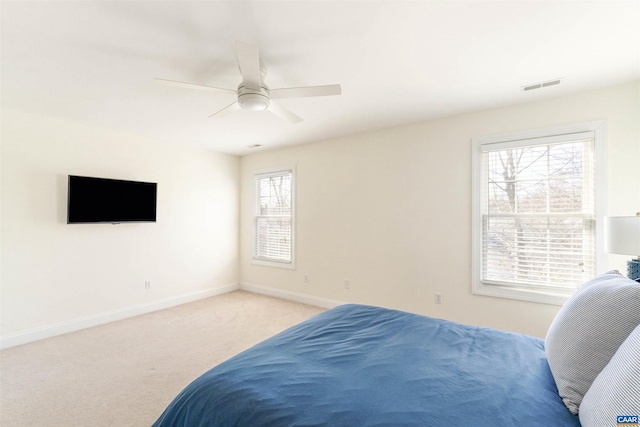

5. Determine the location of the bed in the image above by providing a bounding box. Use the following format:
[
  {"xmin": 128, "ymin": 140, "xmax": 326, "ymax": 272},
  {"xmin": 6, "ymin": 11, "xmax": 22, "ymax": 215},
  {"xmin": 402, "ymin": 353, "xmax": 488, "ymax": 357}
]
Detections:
[{"xmin": 152, "ymin": 304, "xmax": 580, "ymax": 426}]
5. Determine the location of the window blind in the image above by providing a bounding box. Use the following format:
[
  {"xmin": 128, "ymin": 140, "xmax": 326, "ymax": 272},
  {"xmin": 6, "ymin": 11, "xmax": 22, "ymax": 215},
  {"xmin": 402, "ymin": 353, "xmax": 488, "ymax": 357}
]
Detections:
[
  {"xmin": 480, "ymin": 136, "xmax": 596, "ymax": 290},
  {"xmin": 253, "ymin": 171, "xmax": 293, "ymax": 263}
]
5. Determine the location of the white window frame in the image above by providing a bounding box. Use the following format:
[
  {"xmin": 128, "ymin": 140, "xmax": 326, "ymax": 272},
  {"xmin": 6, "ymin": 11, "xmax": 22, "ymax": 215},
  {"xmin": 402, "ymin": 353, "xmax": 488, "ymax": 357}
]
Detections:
[
  {"xmin": 471, "ymin": 121, "xmax": 607, "ymax": 305},
  {"xmin": 252, "ymin": 165, "xmax": 296, "ymax": 269}
]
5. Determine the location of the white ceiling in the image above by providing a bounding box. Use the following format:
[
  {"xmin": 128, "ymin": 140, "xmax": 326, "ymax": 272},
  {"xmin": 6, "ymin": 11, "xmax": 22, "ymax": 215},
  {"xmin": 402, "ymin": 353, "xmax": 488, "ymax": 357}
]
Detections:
[{"xmin": 2, "ymin": 1, "xmax": 639, "ymax": 155}]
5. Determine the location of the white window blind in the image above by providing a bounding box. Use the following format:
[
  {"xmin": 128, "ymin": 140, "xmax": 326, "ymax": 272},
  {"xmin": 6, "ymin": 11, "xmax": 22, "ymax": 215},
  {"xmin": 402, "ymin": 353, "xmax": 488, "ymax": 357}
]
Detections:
[
  {"xmin": 253, "ymin": 168, "xmax": 294, "ymax": 266},
  {"xmin": 481, "ymin": 135, "xmax": 596, "ymax": 291},
  {"xmin": 472, "ymin": 121, "xmax": 606, "ymax": 305}
]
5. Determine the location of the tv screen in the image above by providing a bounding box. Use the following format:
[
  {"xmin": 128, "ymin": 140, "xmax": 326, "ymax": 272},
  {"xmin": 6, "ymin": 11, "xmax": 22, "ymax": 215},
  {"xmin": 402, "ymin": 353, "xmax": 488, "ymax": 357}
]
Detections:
[{"xmin": 67, "ymin": 175, "xmax": 157, "ymax": 224}]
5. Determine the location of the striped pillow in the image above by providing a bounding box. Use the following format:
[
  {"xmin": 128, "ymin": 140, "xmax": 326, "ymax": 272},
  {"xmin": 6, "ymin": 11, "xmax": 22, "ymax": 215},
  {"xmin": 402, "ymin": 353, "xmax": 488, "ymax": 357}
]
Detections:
[
  {"xmin": 579, "ymin": 324, "xmax": 640, "ymax": 426},
  {"xmin": 545, "ymin": 270, "xmax": 640, "ymax": 414}
]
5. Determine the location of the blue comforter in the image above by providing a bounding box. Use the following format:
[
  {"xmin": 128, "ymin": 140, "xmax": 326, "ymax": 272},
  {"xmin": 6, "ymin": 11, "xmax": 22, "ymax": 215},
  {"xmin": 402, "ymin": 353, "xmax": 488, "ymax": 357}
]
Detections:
[{"xmin": 153, "ymin": 304, "xmax": 580, "ymax": 426}]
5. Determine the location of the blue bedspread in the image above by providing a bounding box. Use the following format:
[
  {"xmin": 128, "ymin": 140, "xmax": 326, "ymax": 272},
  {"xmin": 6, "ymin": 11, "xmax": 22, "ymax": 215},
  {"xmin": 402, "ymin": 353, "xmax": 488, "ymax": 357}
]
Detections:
[{"xmin": 153, "ymin": 304, "xmax": 580, "ymax": 427}]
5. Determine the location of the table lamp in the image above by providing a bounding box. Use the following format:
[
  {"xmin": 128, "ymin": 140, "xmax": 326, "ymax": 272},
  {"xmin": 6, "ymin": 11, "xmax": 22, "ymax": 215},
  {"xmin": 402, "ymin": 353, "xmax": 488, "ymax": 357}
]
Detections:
[{"xmin": 604, "ymin": 213, "xmax": 640, "ymax": 281}]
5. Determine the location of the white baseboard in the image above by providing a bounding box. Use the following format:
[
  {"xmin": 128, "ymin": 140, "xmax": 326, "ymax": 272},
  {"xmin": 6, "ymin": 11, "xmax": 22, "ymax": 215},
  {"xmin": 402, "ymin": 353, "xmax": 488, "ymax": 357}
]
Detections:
[
  {"xmin": 0, "ymin": 283, "xmax": 240, "ymax": 350},
  {"xmin": 1, "ymin": 283, "xmax": 342, "ymax": 350},
  {"xmin": 240, "ymin": 282, "xmax": 345, "ymax": 309}
]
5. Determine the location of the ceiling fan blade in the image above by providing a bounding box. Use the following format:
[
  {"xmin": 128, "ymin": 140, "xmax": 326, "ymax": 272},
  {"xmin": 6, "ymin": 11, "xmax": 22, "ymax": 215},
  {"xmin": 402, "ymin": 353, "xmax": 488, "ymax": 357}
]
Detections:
[
  {"xmin": 209, "ymin": 102, "xmax": 241, "ymax": 119},
  {"xmin": 154, "ymin": 78, "xmax": 236, "ymax": 94},
  {"xmin": 270, "ymin": 84, "xmax": 342, "ymax": 99},
  {"xmin": 267, "ymin": 101, "xmax": 303, "ymax": 124},
  {"xmin": 235, "ymin": 41, "xmax": 262, "ymax": 91}
]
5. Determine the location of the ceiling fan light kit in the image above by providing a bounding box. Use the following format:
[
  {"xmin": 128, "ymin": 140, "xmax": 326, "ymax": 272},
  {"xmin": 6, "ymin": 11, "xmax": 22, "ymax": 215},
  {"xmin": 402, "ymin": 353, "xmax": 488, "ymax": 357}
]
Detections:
[
  {"xmin": 237, "ymin": 85, "xmax": 270, "ymax": 111},
  {"xmin": 155, "ymin": 41, "xmax": 342, "ymax": 124}
]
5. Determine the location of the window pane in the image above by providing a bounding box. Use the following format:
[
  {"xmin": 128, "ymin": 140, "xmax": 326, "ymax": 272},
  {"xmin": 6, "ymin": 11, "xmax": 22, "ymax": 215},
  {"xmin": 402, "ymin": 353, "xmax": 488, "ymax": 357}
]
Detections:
[
  {"xmin": 257, "ymin": 175, "xmax": 291, "ymax": 216},
  {"xmin": 483, "ymin": 215, "xmax": 594, "ymax": 288},
  {"xmin": 486, "ymin": 141, "xmax": 591, "ymax": 215},
  {"xmin": 255, "ymin": 217, "xmax": 291, "ymax": 262}
]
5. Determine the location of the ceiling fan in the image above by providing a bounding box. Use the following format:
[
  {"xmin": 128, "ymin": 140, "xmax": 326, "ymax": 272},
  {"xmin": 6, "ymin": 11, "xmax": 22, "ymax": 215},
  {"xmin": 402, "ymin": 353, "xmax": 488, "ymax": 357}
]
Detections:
[{"xmin": 155, "ymin": 41, "xmax": 342, "ymax": 124}]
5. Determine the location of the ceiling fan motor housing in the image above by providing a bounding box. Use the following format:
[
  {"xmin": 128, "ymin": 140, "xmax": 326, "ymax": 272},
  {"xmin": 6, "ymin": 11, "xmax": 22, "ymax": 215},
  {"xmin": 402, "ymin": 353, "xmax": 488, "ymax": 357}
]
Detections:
[{"xmin": 238, "ymin": 85, "xmax": 270, "ymax": 111}]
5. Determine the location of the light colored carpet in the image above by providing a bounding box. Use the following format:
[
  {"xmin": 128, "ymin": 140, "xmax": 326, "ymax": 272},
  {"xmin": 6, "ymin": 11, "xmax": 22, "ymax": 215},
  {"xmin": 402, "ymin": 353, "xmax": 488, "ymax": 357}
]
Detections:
[{"xmin": 0, "ymin": 290, "xmax": 326, "ymax": 426}]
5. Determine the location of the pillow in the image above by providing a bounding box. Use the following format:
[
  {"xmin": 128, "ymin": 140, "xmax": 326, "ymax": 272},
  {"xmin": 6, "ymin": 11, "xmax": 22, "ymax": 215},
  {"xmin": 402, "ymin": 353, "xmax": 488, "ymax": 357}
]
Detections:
[
  {"xmin": 545, "ymin": 270, "xmax": 640, "ymax": 414},
  {"xmin": 579, "ymin": 324, "xmax": 640, "ymax": 426}
]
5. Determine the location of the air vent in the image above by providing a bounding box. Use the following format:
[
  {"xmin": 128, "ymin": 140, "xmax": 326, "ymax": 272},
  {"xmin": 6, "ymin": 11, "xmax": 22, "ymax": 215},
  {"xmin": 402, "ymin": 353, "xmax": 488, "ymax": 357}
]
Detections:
[
  {"xmin": 522, "ymin": 78, "xmax": 562, "ymax": 92},
  {"xmin": 523, "ymin": 83, "xmax": 542, "ymax": 91},
  {"xmin": 542, "ymin": 79, "xmax": 561, "ymax": 88},
  {"xmin": 247, "ymin": 144, "xmax": 263, "ymax": 149}
]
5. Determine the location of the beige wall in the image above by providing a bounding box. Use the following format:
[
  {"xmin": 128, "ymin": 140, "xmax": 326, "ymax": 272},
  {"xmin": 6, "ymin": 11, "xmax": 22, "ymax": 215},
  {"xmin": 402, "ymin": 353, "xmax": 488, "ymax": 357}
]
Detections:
[
  {"xmin": 1, "ymin": 109, "xmax": 240, "ymax": 341},
  {"xmin": 240, "ymin": 81, "xmax": 640, "ymax": 338},
  {"xmin": 2, "ymin": 81, "xmax": 637, "ymax": 345}
]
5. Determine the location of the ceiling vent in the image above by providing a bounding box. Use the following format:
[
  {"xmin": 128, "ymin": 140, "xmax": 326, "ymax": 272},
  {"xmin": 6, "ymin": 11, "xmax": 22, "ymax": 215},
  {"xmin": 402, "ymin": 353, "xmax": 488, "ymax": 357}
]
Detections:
[{"xmin": 522, "ymin": 78, "xmax": 562, "ymax": 92}]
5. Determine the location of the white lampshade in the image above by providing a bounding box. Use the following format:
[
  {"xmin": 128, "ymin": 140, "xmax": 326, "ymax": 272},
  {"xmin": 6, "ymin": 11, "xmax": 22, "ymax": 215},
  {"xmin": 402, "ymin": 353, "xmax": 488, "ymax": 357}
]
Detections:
[{"xmin": 604, "ymin": 216, "xmax": 640, "ymax": 256}]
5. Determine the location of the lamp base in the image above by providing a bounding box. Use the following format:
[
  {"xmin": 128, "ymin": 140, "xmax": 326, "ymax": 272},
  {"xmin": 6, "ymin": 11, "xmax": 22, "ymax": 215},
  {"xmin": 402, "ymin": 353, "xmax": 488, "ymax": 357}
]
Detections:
[{"xmin": 627, "ymin": 259, "xmax": 640, "ymax": 281}]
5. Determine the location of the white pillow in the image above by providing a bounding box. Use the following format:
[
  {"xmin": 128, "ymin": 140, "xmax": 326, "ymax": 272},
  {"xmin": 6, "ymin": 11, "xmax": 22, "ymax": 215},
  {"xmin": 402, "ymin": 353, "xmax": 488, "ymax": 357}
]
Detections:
[
  {"xmin": 579, "ymin": 323, "xmax": 640, "ymax": 426},
  {"xmin": 545, "ymin": 270, "xmax": 640, "ymax": 414}
]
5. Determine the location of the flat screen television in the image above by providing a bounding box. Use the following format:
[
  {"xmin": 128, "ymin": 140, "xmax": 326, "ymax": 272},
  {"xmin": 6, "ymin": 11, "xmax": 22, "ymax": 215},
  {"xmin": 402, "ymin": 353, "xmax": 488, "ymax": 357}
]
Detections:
[{"xmin": 67, "ymin": 175, "xmax": 157, "ymax": 224}]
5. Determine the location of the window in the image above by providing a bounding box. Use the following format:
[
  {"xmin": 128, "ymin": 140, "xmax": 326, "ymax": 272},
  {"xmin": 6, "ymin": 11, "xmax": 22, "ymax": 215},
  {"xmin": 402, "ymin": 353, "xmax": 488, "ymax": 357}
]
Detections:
[
  {"xmin": 252, "ymin": 166, "xmax": 295, "ymax": 269},
  {"xmin": 472, "ymin": 122, "xmax": 606, "ymax": 304}
]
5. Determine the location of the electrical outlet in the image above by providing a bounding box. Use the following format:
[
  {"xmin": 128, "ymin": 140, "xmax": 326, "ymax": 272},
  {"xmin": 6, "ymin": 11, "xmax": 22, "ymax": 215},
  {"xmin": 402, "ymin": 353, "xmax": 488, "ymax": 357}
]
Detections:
[
  {"xmin": 145, "ymin": 280, "xmax": 152, "ymax": 290},
  {"xmin": 304, "ymin": 274, "xmax": 309, "ymax": 283},
  {"xmin": 435, "ymin": 293, "xmax": 443, "ymax": 304},
  {"xmin": 344, "ymin": 280, "xmax": 350, "ymax": 290}
]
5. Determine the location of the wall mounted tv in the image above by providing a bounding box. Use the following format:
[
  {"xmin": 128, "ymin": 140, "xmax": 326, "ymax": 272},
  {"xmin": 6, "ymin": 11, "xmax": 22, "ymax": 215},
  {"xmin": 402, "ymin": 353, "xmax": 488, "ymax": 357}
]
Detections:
[{"xmin": 67, "ymin": 175, "xmax": 157, "ymax": 224}]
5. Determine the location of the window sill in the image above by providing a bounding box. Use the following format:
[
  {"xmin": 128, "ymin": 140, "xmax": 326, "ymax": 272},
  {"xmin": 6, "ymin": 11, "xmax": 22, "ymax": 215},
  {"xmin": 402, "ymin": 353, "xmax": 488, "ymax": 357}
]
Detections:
[
  {"xmin": 472, "ymin": 282, "xmax": 575, "ymax": 306},
  {"xmin": 252, "ymin": 258, "xmax": 296, "ymax": 270}
]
